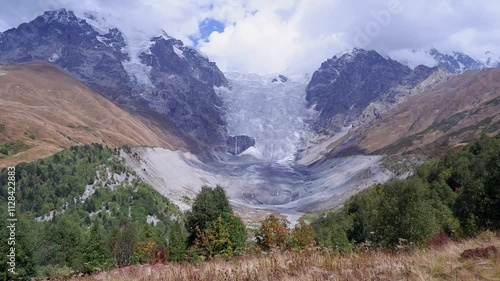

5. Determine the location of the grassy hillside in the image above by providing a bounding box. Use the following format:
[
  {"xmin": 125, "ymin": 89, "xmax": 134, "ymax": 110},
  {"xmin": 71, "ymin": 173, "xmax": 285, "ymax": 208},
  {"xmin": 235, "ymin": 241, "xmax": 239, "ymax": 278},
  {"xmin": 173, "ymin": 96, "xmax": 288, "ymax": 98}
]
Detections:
[
  {"xmin": 0, "ymin": 62, "xmax": 185, "ymax": 168},
  {"xmin": 331, "ymin": 69, "xmax": 500, "ymax": 156}
]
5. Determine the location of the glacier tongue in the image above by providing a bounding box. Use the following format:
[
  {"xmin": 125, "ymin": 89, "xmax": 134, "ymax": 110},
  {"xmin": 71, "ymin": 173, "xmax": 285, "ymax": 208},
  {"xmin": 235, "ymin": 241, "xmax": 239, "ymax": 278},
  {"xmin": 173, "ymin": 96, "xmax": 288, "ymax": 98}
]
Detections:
[{"xmin": 219, "ymin": 72, "xmax": 311, "ymax": 162}]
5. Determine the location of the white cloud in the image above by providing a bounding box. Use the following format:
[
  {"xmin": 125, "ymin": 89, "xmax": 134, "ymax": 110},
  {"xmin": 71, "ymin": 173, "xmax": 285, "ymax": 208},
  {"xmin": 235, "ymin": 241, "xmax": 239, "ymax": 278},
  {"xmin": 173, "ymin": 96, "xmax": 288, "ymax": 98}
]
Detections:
[
  {"xmin": 0, "ymin": 19, "xmax": 9, "ymax": 31},
  {"xmin": 198, "ymin": 0, "xmax": 500, "ymax": 74},
  {"xmin": 1, "ymin": 0, "xmax": 500, "ymax": 74},
  {"xmin": 199, "ymin": 8, "xmax": 300, "ymax": 74},
  {"xmin": 388, "ymin": 49, "xmax": 438, "ymax": 69}
]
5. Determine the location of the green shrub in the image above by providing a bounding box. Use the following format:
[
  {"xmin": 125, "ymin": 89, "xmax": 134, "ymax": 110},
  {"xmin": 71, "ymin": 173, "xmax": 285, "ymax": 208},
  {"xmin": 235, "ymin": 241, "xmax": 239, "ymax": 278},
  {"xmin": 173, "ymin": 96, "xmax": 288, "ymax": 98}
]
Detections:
[
  {"xmin": 290, "ymin": 219, "xmax": 317, "ymax": 250},
  {"xmin": 185, "ymin": 185, "xmax": 232, "ymax": 244}
]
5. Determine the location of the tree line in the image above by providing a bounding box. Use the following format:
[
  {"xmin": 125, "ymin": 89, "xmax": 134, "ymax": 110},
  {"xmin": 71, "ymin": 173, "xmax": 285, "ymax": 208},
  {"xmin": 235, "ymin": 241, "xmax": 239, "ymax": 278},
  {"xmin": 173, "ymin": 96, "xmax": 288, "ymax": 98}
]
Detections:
[{"xmin": 313, "ymin": 133, "xmax": 500, "ymax": 249}]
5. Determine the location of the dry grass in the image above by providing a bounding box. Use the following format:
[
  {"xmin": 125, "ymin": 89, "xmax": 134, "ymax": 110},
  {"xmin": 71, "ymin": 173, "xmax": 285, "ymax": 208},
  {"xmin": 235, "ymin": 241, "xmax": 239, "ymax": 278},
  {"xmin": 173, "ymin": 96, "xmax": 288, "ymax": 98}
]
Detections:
[
  {"xmin": 354, "ymin": 69, "xmax": 500, "ymax": 155},
  {"xmin": 72, "ymin": 233, "xmax": 500, "ymax": 281},
  {"xmin": 0, "ymin": 62, "xmax": 185, "ymax": 168}
]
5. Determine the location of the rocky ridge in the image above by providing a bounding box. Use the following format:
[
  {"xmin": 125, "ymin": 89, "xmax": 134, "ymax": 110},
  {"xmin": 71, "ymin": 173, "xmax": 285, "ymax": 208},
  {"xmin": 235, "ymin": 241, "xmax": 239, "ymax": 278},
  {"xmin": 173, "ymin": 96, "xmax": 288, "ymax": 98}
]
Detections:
[{"xmin": 0, "ymin": 9, "xmax": 228, "ymax": 153}]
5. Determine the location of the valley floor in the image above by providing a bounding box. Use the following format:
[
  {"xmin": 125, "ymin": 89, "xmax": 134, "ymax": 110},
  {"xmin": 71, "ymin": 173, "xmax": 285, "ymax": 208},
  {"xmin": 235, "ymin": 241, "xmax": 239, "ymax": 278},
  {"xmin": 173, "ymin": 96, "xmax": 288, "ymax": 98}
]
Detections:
[
  {"xmin": 72, "ymin": 233, "xmax": 500, "ymax": 281},
  {"xmin": 122, "ymin": 147, "xmax": 394, "ymax": 225}
]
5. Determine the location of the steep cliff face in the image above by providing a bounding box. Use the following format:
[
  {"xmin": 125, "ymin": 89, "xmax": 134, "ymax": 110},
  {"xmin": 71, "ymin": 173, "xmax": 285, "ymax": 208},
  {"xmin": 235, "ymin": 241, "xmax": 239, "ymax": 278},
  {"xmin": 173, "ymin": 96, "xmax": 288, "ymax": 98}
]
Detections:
[
  {"xmin": 306, "ymin": 48, "xmax": 424, "ymax": 133},
  {"xmin": 0, "ymin": 9, "xmax": 228, "ymax": 152}
]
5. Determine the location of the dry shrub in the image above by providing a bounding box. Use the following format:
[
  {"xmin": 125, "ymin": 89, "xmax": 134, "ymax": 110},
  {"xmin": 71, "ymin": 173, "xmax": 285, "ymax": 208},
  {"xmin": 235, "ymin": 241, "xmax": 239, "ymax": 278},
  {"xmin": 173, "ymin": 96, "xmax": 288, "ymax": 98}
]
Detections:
[
  {"xmin": 461, "ymin": 246, "xmax": 498, "ymax": 259},
  {"xmin": 426, "ymin": 232, "xmax": 452, "ymax": 249}
]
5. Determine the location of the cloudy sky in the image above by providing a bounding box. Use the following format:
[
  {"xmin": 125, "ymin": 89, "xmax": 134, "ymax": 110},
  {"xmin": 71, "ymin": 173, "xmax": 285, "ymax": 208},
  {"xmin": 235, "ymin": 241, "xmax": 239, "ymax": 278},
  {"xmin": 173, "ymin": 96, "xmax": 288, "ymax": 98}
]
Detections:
[{"xmin": 1, "ymin": 0, "xmax": 499, "ymax": 74}]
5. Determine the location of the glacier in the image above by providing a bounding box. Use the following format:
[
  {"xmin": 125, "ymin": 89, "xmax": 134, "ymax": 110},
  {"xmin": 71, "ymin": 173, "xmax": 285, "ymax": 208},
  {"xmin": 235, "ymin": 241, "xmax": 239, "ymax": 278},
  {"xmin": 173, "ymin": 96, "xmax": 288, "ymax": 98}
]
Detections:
[
  {"xmin": 218, "ymin": 72, "xmax": 312, "ymax": 163},
  {"xmin": 121, "ymin": 72, "xmax": 394, "ymax": 224}
]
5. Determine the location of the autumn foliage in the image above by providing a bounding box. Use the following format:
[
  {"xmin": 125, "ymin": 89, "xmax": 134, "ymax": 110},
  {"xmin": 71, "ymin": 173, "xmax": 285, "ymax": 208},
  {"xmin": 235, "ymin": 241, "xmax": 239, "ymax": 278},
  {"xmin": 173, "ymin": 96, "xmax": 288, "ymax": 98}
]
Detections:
[{"xmin": 256, "ymin": 215, "xmax": 316, "ymax": 251}]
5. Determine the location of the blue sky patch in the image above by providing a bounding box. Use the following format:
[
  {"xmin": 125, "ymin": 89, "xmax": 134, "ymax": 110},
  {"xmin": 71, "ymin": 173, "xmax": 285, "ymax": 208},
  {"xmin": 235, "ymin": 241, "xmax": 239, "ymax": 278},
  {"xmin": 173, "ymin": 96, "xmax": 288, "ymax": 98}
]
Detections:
[{"xmin": 191, "ymin": 18, "xmax": 225, "ymax": 46}]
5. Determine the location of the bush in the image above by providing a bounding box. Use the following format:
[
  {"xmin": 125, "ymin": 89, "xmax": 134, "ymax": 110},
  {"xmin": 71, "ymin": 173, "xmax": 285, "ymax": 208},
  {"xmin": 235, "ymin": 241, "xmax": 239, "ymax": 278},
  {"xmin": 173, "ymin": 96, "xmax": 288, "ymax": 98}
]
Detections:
[
  {"xmin": 374, "ymin": 178, "xmax": 441, "ymax": 246},
  {"xmin": 132, "ymin": 240, "xmax": 163, "ymax": 264},
  {"xmin": 191, "ymin": 213, "xmax": 246, "ymax": 259},
  {"xmin": 290, "ymin": 219, "xmax": 317, "ymax": 250},
  {"xmin": 108, "ymin": 221, "xmax": 138, "ymax": 267},
  {"xmin": 313, "ymin": 212, "xmax": 351, "ymax": 251},
  {"xmin": 256, "ymin": 215, "xmax": 289, "ymax": 251}
]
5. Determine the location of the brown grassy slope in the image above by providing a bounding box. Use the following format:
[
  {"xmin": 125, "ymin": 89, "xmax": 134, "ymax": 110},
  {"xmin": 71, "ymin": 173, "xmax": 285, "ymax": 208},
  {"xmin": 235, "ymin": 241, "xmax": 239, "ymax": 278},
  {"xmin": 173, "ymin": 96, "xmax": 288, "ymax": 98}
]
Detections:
[
  {"xmin": 339, "ymin": 69, "xmax": 500, "ymax": 156},
  {"xmin": 72, "ymin": 233, "xmax": 500, "ymax": 281},
  {"xmin": 0, "ymin": 62, "xmax": 185, "ymax": 168}
]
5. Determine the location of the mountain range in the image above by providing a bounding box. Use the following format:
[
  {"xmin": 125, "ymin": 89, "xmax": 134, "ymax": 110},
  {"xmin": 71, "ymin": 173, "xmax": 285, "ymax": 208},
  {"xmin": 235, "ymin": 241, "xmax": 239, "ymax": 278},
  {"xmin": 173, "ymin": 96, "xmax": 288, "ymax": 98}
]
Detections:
[
  {"xmin": 1, "ymin": 8, "xmax": 499, "ymax": 215},
  {"xmin": 0, "ymin": 9, "xmax": 228, "ymax": 154}
]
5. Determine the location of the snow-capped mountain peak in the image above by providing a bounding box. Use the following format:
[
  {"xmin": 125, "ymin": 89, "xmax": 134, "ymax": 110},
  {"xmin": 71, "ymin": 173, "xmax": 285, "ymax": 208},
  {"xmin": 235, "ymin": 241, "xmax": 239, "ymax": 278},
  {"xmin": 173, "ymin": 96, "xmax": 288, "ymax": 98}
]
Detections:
[
  {"xmin": 391, "ymin": 48, "xmax": 495, "ymax": 74},
  {"xmin": 0, "ymin": 9, "xmax": 229, "ymax": 150},
  {"xmin": 483, "ymin": 51, "xmax": 500, "ymax": 68},
  {"xmin": 42, "ymin": 8, "xmax": 78, "ymax": 24}
]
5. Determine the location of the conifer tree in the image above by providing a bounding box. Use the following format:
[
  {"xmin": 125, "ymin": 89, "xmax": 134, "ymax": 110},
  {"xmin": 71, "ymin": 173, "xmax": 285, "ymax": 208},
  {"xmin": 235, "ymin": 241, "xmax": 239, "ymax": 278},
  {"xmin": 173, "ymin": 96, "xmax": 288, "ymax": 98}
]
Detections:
[
  {"xmin": 83, "ymin": 222, "xmax": 112, "ymax": 273},
  {"xmin": 168, "ymin": 221, "xmax": 187, "ymax": 262}
]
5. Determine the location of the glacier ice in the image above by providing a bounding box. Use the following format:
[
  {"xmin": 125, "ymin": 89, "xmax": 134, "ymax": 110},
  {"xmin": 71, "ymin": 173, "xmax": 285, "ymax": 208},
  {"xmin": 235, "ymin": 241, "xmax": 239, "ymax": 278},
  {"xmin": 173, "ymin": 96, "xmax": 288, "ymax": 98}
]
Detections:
[{"xmin": 218, "ymin": 72, "xmax": 312, "ymax": 163}]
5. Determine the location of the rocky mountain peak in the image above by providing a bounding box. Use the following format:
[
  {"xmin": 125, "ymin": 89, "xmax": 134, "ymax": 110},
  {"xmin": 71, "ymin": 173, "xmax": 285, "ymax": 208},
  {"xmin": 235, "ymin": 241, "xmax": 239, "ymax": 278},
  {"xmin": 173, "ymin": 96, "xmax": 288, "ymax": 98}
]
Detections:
[
  {"xmin": 428, "ymin": 48, "xmax": 484, "ymax": 74},
  {"xmin": 0, "ymin": 9, "xmax": 229, "ymax": 153},
  {"xmin": 306, "ymin": 48, "xmax": 413, "ymax": 132},
  {"xmin": 41, "ymin": 8, "xmax": 78, "ymax": 24}
]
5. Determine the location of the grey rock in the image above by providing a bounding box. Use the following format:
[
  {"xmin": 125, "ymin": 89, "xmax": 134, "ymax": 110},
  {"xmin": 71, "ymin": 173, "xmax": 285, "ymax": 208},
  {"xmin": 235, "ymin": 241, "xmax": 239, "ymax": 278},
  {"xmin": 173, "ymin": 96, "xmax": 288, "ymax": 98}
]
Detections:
[
  {"xmin": 271, "ymin": 74, "xmax": 288, "ymax": 83},
  {"xmin": 227, "ymin": 135, "xmax": 255, "ymax": 155},
  {"xmin": 429, "ymin": 48, "xmax": 484, "ymax": 74},
  {"xmin": 278, "ymin": 74, "xmax": 288, "ymax": 82},
  {"xmin": 306, "ymin": 48, "xmax": 412, "ymax": 133},
  {"xmin": 0, "ymin": 9, "xmax": 229, "ymax": 152}
]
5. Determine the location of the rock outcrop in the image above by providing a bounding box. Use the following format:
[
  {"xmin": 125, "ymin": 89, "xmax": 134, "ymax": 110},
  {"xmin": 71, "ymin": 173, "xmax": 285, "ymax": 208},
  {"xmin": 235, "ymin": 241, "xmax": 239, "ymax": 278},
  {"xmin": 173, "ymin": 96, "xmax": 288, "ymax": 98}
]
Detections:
[{"xmin": 226, "ymin": 135, "xmax": 256, "ymax": 155}]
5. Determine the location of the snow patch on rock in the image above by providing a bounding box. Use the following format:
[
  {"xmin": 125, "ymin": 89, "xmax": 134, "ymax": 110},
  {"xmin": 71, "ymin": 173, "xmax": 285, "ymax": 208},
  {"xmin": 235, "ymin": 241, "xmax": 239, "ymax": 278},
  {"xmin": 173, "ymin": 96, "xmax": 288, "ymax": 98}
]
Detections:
[
  {"xmin": 120, "ymin": 36, "xmax": 155, "ymax": 87},
  {"xmin": 238, "ymin": 146, "xmax": 264, "ymax": 159},
  {"xmin": 173, "ymin": 45, "xmax": 185, "ymax": 59},
  {"xmin": 48, "ymin": 53, "xmax": 59, "ymax": 62}
]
